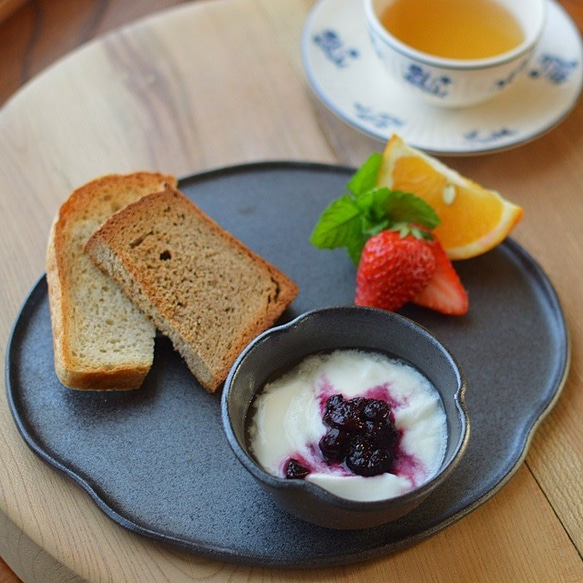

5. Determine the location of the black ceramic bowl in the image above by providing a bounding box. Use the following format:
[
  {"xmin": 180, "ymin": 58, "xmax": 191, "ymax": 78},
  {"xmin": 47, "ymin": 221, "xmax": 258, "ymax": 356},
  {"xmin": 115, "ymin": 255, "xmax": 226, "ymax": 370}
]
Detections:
[{"xmin": 221, "ymin": 306, "xmax": 470, "ymax": 530}]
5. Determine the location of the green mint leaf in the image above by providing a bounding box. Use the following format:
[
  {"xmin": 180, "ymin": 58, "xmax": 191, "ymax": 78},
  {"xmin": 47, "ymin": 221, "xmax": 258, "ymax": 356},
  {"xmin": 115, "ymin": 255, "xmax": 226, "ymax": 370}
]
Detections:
[
  {"xmin": 347, "ymin": 232, "xmax": 368, "ymax": 265},
  {"xmin": 384, "ymin": 191, "xmax": 440, "ymax": 230},
  {"xmin": 355, "ymin": 187, "xmax": 392, "ymax": 222},
  {"xmin": 309, "ymin": 195, "xmax": 363, "ymax": 249},
  {"xmin": 310, "ymin": 153, "xmax": 441, "ymax": 264},
  {"xmin": 347, "ymin": 153, "xmax": 383, "ymax": 196}
]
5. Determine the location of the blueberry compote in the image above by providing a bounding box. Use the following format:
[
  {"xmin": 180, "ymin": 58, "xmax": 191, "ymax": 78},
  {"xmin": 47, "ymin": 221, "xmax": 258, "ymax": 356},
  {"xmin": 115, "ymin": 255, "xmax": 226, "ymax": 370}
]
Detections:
[{"xmin": 285, "ymin": 394, "xmax": 399, "ymax": 479}]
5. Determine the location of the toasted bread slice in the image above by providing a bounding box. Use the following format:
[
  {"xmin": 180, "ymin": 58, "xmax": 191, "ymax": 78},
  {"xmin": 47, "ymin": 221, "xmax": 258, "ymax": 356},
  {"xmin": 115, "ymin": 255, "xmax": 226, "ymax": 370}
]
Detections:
[
  {"xmin": 85, "ymin": 185, "xmax": 299, "ymax": 392},
  {"xmin": 46, "ymin": 172, "xmax": 177, "ymax": 390}
]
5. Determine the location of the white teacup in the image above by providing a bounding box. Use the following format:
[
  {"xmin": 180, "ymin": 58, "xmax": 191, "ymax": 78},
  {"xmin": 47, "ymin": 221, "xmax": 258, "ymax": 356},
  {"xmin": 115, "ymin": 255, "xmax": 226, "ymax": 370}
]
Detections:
[{"xmin": 364, "ymin": 0, "xmax": 546, "ymax": 108}]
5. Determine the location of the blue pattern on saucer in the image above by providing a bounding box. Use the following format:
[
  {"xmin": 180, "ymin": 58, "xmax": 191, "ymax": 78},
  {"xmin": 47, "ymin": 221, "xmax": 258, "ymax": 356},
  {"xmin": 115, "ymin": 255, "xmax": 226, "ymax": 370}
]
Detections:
[
  {"xmin": 313, "ymin": 30, "xmax": 359, "ymax": 68},
  {"xmin": 529, "ymin": 53, "xmax": 579, "ymax": 84},
  {"xmin": 354, "ymin": 103, "xmax": 404, "ymax": 129},
  {"xmin": 464, "ymin": 128, "xmax": 518, "ymax": 144}
]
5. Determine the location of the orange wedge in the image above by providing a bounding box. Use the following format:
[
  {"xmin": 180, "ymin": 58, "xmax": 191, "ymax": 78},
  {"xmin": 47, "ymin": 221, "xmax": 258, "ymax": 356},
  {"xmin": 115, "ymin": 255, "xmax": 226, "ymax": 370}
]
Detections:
[{"xmin": 378, "ymin": 135, "xmax": 523, "ymax": 260}]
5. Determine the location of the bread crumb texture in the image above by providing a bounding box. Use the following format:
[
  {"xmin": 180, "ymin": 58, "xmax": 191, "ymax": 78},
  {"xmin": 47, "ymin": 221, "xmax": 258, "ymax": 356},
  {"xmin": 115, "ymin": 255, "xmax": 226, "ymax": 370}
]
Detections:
[
  {"xmin": 86, "ymin": 186, "xmax": 299, "ymax": 392},
  {"xmin": 46, "ymin": 173, "xmax": 177, "ymax": 390}
]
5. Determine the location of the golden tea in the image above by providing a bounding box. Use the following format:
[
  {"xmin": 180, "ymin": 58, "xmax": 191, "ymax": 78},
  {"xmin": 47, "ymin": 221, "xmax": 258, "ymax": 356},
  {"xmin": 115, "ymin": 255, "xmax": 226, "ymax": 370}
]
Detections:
[{"xmin": 381, "ymin": 0, "xmax": 525, "ymax": 60}]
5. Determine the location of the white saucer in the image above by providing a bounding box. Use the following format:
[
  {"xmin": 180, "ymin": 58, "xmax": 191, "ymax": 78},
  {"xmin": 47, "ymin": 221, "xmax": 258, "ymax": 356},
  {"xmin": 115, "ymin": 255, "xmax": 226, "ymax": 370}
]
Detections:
[{"xmin": 301, "ymin": 0, "xmax": 583, "ymax": 155}]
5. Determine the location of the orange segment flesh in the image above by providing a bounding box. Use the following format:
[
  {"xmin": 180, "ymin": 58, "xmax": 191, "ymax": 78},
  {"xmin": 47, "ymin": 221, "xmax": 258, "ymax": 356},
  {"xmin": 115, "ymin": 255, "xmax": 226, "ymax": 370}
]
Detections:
[{"xmin": 378, "ymin": 135, "xmax": 523, "ymax": 260}]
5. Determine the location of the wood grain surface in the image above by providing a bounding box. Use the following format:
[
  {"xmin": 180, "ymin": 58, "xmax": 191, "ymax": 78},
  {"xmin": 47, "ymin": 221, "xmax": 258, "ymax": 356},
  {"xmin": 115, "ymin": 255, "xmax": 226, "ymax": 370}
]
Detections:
[{"xmin": 1, "ymin": 1, "xmax": 582, "ymax": 582}]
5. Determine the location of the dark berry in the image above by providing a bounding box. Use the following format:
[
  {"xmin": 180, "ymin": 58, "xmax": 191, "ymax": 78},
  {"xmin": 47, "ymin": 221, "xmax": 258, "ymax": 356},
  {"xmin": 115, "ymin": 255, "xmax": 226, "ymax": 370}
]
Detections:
[
  {"xmin": 345, "ymin": 436, "xmax": 393, "ymax": 477},
  {"xmin": 362, "ymin": 399, "xmax": 389, "ymax": 422},
  {"xmin": 363, "ymin": 419, "xmax": 398, "ymax": 449},
  {"xmin": 368, "ymin": 448, "xmax": 393, "ymax": 475},
  {"xmin": 323, "ymin": 396, "xmax": 364, "ymax": 431},
  {"xmin": 345, "ymin": 435, "xmax": 374, "ymax": 475},
  {"xmin": 319, "ymin": 427, "xmax": 349, "ymax": 462},
  {"xmin": 325, "ymin": 394, "xmax": 344, "ymax": 411},
  {"xmin": 284, "ymin": 458, "xmax": 310, "ymax": 479},
  {"xmin": 318, "ymin": 394, "xmax": 398, "ymax": 477}
]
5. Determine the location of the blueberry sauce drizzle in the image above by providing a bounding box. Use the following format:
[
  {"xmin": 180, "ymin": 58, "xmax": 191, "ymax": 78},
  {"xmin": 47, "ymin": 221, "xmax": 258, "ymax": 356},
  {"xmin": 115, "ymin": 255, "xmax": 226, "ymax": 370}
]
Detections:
[{"xmin": 284, "ymin": 376, "xmax": 423, "ymax": 481}]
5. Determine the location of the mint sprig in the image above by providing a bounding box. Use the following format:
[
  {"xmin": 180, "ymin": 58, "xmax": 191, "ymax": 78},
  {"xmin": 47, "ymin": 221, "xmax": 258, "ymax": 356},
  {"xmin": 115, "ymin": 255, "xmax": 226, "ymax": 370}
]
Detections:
[
  {"xmin": 346, "ymin": 151, "xmax": 383, "ymax": 196},
  {"xmin": 310, "ymin": 153, "xmax": 440, "ymax": 264}
]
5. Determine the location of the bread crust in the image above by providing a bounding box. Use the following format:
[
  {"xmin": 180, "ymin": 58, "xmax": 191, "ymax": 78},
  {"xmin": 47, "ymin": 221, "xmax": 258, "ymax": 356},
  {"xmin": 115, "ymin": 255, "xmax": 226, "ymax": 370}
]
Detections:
[
  {"xmin": 85, "ymin": 185, "xmax": 299, "ymax": 392},
  {"xmin": 46, "ymin": 172, "xmax": 177, "ymax": 390}
]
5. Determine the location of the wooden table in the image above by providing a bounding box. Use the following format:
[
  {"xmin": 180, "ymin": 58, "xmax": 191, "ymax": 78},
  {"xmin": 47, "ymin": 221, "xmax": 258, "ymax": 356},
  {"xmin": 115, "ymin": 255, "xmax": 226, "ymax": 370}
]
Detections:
[{"xmin": 1, "ymin": 0, "xmax": 582, "ymax": 581}]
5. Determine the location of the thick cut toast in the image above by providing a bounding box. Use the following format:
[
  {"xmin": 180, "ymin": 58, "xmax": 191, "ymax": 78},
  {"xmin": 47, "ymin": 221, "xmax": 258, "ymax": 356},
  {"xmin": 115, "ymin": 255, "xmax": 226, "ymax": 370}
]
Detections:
[
  {"xmin": 85, "ymin": 185, "xmax": 299, "ymax": 392},
  {"xmin": 46, "ymin": 172, "xmax": 177, "ymax": 390}
]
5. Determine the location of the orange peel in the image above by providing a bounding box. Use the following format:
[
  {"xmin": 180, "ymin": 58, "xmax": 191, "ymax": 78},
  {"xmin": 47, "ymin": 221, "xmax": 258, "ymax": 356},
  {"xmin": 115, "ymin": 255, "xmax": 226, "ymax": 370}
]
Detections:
[{"xmin": 378, "ymin": 135, "xmax": 523, "ymax": 260}]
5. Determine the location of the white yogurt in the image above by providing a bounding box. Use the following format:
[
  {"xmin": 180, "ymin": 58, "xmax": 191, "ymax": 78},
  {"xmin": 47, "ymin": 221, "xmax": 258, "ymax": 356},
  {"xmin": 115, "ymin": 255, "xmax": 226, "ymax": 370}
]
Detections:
[{"xmin": 248, "ymin": 349, "xmax": 447, "ymax": 502}]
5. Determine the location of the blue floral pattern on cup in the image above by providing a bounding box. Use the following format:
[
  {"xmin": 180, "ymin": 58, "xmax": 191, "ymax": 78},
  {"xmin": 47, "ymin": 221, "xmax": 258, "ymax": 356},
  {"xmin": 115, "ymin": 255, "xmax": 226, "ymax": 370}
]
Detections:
[
  {"xmin": 313, "ymin": 30, "xmax": 359, "ymax": 68},
  {"xmin": 403, "ymin": 64, "xmax": 452, "ymax": 98},
  {"xmin": 529, "ymin": 54, "xmax": 579, "ymax": 84},
  {"xmin": 496, "ymin": 59, "xmax": 529, "ymax": 89}
]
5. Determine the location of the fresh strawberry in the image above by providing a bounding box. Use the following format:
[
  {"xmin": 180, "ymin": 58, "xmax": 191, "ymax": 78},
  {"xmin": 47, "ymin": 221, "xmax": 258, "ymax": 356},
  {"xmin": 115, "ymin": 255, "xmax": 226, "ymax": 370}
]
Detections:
[
  {"xmin": 412, "ymin": 238, "xmax": 469, "ymax": 315},
  {"xmin": 355, "ymin": 230, "xmax": 436, "ymax": 312}
]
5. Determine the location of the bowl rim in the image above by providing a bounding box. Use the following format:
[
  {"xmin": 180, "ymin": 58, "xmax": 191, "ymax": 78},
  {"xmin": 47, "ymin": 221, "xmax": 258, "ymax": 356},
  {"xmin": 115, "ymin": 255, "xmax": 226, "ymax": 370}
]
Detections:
[{"xmin": 221, "ymin": 305, "xmax": 471, "ymax": 511}]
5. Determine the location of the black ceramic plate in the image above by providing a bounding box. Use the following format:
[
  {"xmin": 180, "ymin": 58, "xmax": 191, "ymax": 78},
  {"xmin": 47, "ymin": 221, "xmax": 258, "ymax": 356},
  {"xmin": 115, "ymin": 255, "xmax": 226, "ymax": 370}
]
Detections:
[{"xmin": 6, "ymin": 162, "xmax": 569, "ymax": 568}]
